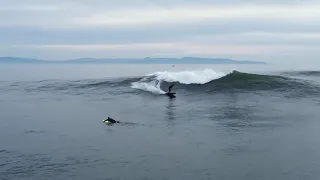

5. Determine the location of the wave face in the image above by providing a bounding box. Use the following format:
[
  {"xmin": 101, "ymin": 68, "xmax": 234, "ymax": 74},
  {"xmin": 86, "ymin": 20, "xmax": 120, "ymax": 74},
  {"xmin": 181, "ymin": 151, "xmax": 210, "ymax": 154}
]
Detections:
[{"xmin": 131, "ymin": 69, "xmax": 285, "ymax": 94}]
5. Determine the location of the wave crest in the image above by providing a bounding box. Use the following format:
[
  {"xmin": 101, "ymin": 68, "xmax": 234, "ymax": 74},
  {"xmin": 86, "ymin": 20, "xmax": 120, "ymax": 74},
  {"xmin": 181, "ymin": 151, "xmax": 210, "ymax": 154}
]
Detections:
[{"xmin": 148, "ymin": 69, "xmax": 228, "ymax": 84}]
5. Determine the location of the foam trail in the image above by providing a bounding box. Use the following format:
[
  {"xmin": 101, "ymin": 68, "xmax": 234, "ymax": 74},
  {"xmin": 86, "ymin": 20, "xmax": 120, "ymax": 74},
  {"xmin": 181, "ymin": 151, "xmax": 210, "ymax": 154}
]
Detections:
[
  {"xmin": 131, "ymin": 80, "xmax": 165, "ymax": 94},
  {"xmin": 131, "ymin": 69, "xmax": 229, "ymax": 94},
  {"xmin": 150, "ymin": 69, "xmax": 227, "ymax": 84}
]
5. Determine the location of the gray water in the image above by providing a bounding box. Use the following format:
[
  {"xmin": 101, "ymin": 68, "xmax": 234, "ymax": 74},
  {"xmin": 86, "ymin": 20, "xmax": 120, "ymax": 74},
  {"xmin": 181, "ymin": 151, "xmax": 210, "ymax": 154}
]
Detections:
[{"xmin": 1, "ymin": 64, "xmax": 320, "ymax": 180}]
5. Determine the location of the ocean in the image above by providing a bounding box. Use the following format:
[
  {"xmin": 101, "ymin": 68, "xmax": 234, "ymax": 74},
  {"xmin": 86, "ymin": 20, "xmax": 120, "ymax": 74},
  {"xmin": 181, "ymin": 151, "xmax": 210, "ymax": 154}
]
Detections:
[{"xmin": 1, "ymin": 64, "xmax": 320, "ymax": 180}]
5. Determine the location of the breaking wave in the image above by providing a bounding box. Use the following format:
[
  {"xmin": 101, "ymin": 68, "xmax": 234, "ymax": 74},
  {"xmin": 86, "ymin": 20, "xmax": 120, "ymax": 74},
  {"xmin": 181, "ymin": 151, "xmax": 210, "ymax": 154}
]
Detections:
[
  {"xmin": 131, "ymin": 69, "xmax": 229, "ymax": 94},
  {"xmin": 130, "ymin": 69, "xmax": 320, "ymax": 97},
  {"xmin": 3, "ymin": 69, "xmax": 319, "ymax": 98}
]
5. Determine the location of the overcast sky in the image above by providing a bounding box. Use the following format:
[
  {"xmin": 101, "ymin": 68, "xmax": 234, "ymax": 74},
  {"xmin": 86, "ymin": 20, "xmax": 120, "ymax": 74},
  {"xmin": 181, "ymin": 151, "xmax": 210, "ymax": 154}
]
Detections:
[{"xmin": 0, "ymin": 0, "xmax": 320, "ymax": 63}]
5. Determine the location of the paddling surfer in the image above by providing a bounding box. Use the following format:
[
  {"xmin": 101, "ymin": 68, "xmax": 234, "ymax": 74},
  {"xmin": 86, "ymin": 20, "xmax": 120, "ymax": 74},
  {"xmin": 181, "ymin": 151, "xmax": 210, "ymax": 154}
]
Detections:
[{"xmin": 104, "ymin": 117, "xmax": 120, "ymax": 124}]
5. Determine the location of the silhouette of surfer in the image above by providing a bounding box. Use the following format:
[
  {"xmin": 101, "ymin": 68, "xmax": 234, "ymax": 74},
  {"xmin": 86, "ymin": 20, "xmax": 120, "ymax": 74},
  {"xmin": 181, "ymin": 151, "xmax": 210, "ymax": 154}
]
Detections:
[{"xmin": 168, "ymin": 84, "xmax": 175, "ymax": 93}]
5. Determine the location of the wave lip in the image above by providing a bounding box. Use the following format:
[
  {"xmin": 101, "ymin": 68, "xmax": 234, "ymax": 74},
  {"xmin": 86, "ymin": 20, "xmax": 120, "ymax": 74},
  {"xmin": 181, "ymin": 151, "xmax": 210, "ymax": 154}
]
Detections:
[{"xmin": 148, "ymin": 69, "xmax": 228, "ymax": 84}]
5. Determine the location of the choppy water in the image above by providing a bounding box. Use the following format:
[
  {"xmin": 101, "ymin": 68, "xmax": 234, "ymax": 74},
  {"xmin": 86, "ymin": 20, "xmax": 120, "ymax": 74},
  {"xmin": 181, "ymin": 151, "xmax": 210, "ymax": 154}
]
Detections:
[{"xmin": 1, "ymin": 64, "xmax": 320, "ymax": 180}]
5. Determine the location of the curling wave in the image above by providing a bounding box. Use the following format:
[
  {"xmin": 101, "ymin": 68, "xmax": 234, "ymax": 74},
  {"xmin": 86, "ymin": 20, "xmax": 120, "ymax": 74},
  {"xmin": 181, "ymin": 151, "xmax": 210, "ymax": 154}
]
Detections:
[
  {"xmin": 4, "ymin": 69, "xmax": 319, "ymax": 99},
  {"xmin": 131, "ymin": 69, "xmax": 320, "ymax": 97}
]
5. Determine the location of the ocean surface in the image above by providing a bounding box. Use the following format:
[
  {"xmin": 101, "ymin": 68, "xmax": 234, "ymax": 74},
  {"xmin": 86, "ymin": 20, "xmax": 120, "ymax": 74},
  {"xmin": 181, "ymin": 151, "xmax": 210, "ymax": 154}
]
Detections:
[{"xmin": 1, "ymin": 64, "xmax": 320, "ymax": 180}]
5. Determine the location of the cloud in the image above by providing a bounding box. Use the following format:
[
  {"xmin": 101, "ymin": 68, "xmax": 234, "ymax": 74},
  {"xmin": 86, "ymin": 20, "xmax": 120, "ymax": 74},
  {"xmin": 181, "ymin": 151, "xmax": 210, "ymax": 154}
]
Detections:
[
  {"xmin": 72, "ymin": 4, "xmax": 320, "ymax": 28},
  {"xmin": 2, "ymin": 20, "xmax": 320, "ymax": 46},
  {"xmin": 0, "ymin": 0, "xmax": 320, "ymax": 62},
  {"xmin": 1, "ymin": 1, "xmax": 320, "ymax": 28},
  {"xmin": 6, "ymin": 43, "xmax": 305, "ymax": 59}
]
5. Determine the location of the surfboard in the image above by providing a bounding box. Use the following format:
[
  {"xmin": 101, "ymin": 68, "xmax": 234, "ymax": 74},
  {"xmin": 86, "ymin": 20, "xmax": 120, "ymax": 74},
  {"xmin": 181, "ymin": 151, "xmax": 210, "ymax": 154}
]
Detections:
[
  {"xmin": 166, "ymin": 92, "xmax": 176, "ymax": 98},
  {"xmin": 166, "ymin": 92, "xmax": 176, "ymax": 95}
]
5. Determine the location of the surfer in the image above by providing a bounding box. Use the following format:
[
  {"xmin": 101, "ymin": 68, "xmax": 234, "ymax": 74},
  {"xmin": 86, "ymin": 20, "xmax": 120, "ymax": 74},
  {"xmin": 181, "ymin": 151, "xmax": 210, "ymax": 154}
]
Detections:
[
  {"xmin": 166, "ymin": 83, "xmax": 176, "ymax": 98},
  {"xmin": 168, "ymin": 84, "xmax": 175, "ymax": 93},
  {"xmin": 103, "ymin": 117, "xmax": 120, "ymax": 124}
]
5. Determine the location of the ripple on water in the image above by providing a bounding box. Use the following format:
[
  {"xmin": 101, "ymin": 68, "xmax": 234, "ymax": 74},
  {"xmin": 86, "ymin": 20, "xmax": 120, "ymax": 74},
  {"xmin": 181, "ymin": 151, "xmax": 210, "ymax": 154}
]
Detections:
[{"xmin": 0, "ymin": 150, "xmax": 110, "ymax": 180}]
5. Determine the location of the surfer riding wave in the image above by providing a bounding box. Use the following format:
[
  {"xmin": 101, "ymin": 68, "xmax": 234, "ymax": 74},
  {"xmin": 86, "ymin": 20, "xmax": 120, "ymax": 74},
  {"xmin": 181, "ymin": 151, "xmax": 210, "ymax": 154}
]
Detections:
[
  {"xmin": 168, "ymin": 84, "xmax": 175, "ymax": 93},
  {"xmin": 166, "ymin": 84, "xmax": 176, "ymax": 98}
]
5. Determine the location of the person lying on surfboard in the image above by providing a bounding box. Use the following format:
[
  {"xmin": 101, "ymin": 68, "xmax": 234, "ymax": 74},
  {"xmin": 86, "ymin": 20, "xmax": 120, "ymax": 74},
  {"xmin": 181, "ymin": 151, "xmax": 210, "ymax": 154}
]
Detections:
[
  {"xmin": 168, "ymin": 84, "xmax": 175, "ymax": 93},
  {"xmin": 103, "ymin": 117, "xmax": 120, "ymax": 124}
]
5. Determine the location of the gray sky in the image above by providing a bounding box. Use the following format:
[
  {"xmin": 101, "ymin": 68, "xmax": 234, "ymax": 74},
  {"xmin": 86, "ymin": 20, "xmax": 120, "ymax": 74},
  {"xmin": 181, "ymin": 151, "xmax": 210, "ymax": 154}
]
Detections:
[{"xmin": 1, "ymin": 0, "xmax": 320, "ymax": 63}]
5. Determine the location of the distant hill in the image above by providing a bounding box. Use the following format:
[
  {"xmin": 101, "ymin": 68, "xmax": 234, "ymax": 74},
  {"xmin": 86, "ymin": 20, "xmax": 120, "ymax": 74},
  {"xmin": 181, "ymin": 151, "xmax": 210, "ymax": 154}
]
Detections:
[
  {"xmin": 0, "ymin": 57, "xmax": 43, "ymax": 63},
  {"xmin": 0, "ymin": 57, "xmax": 266, "ymax": 64}
]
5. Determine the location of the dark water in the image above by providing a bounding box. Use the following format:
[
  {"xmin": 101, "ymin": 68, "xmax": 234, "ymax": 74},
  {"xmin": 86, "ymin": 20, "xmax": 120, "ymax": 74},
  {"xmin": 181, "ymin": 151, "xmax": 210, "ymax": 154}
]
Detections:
[{"xmin": 1, "ymin": 64, "xmax": 320, "ymax": 180}]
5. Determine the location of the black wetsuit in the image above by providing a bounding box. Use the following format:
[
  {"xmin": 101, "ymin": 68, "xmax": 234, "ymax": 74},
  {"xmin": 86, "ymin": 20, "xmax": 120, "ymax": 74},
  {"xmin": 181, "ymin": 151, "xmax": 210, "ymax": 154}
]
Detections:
[
  {"xmin": 106, "ymin": 117, "xmax": 120, "ymax": 123},
  {"xmin": 168, "ymin": 84, "xmax": 174, "ymax": 93}
]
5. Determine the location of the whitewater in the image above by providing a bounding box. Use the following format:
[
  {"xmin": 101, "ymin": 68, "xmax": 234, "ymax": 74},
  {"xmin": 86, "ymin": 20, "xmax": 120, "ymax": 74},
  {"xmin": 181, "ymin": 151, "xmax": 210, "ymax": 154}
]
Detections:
[{"xmin": 131, "ymin": 69, "xmax": 230, "ymax": 94}]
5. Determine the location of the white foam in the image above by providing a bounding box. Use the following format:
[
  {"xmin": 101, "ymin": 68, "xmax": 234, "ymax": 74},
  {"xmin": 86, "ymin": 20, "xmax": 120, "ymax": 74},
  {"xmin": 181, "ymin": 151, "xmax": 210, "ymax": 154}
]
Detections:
[
  {"xmin": 131, "ymin": 80, "xmax": 165, "ymax": 94},
  {"xmin": 149, "ymin": 69, "xmax": 227, "ymax": 84},
  {"xmin": 131, "ymin": 69, "xmax": 229, "ymax": 94}
]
